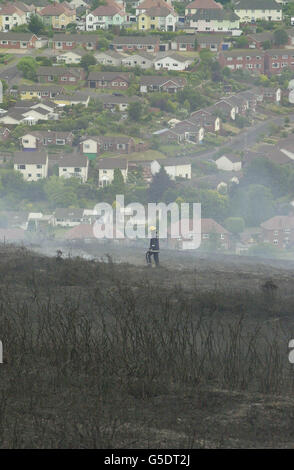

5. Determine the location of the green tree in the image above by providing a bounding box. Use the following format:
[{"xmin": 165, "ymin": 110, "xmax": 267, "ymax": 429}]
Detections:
[
  {"xmin": 274, "ymin": 29, "xmax": 288, "ymax": 46},
  {"xmin": 128, "ymin": 101, "xmax": 143, "ymax": 121},
  {"xmin": 224, "ymin": 217, "xmax": 245, "ymax": 234},
  {"xmin": 28, "ymin": 14, "xmax": 44, "ymax": 35},
  {"xmin": 17, "ymin": 57, "xmax": 38, "ymax": 81},
  {"xmin": 149, "ymin": 167, "xmax": 174, "ymax": 202},
  {"xmin": 80, "ymin": 53, "xmax": 97, "ymax": 71}
]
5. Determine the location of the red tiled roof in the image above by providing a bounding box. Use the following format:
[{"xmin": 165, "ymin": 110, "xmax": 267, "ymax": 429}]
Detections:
[
  {"xmin": 260, "ymin": 216, "xmax": 294, "ymax": 231},
  {"xmin": 0, "ymin": 228, "xmax": 26, "ymax": 241}
]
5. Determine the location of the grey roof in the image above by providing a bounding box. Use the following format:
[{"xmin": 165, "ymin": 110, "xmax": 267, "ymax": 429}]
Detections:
[
  {"xmin": 37, "ymin": 66, "xmax": 82, "ymax": 78},
  {"xmin": 155, "ymin": 52, "xmax": 194, "ymax": 62},
  {"xmin": 97, "ymin": 157, "xmax": 128, "ymax": 169},
  {"xmin": 14, "ymin": 151, "xmax": 48, "ymax": 165},
  {"xmin": 234, "ymin": 0, "xmax": 281, "ymax": 10},
  {"xmin": 193, "ymin": 8, "xmax": 239, "ymax": 21},
  {"xmin": 247, "ymin": 31, "xmax": 274, "ymax": 43},
  {"xmin": 52, "ymin": 33, "xmax": 98, "ymax": 43},
  {"xmin": 221, "ymin": 49, "xmax": 265, "ymax": 57},
  {"xmin": 18, "ymin": 84, "xmax": 64, "ymax": 92},
  {"xmin": 163, "ymin": 158, "xmax": 191, "ymax": 166},
  {"xmin": 111, "ymin": 35, "xmax": 159, "ymax": 45},
  {"xmin": 196, "ymin": 33, "xmax": 227, "ymax": 44},
  {"xmin": 95, "ymin": 93, "xmax": 141, "ymax": 104},
  {"xmin": 58, "ymin": 154, "xmax": 88, "ymax": 167},
  {"xmin": 140, "ymin": 75, "xmax": 186, "ymax": 86},
  {"xmin": 173, "ymin": 35, "xmax": 197, "ymax": 44},
  {"xmin": 54, "ymin": 208, "xmax": 84, "ymax": 219},
  {"xmin": 0, "ymin": 32, "xmax": 37, "ymax": 41},
  {"xmin": 266, "ymin": 49, "xmax": 294, "ymax": 56},
  {"xmin": 88, "ymin": 71, "xmax": 131, "ymax": 82}
]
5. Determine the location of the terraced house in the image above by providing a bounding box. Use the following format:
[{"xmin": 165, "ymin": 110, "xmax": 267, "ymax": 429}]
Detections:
[
  {"xmin": 189, "ymin": 8, "xmax": 240, "ymax": 32},
  {"xmin": 87, "ymin": 71, "xmax": 131, "ymax": 89},
  {"xmin": 52, "ymin": 33, "xmax": 98, "ymax": 50},
  {"xmin": 86, "ymin": 2, "xmax": 126, "ymax": 30},
  {"xmin": 0, "ymin": 3, "xmax": 30, "ymax": 31},
  {"xmin": 38, "ymin": 2, "xmax": 76, "ymax": 30},
  {"xmin": 138, "ymin": 5, "xmax": 178, "ymax": 31},
  {"xmin": 233, "ymin": 0, "xmax": 282, "ymax": 22},
  {"xmin": 185, "ymin": 0, "xmax": 223, "ymax": 16},
  {"xmin": 265, "ymin": 49, "xmax": 294, "ymax": 75},
  {"xmin": 218, "ymin": 50, "xmax": 265, "ymax": 73},
  {"xmin": 0, "ymin": 32, "xmax": 44, "ymax": 49}
]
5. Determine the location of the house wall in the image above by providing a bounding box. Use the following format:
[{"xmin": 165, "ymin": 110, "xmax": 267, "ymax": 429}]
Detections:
[
  {"xmin": 21, "ymin": 134, "xmax": 37, "ymax": 150},
  {"xmin": 98, "ymin": 167, "xmax": 127, "ymax": 186},
  {"xmin": 59, "ymin": 165, "xmax": 88, "ymax": 182},
  {"xmin": 190, "ymin": 18, "xmax": 240, "ymax": 32},
  {"xmin": 14, "ymin": 159, "xmax": 48, "ymax": 181},
  {"xmin": 234, "ymin": 8, "xmax": 282, "ymax": 22},
  {"xmin": 163, "ymin": 164, "xmax": 191, "ymax": 180},
  {"xmin": 154, "ymin": 57, "xmax": 190, "ymax": 71}
]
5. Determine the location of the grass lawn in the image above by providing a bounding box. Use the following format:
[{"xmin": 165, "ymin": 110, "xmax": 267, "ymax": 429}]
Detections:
[
  {"xmin": 222, "ymin": 123, "xmax": 241, "ymax": 135},
  {"xmin": 98, "ymin": 149, "xmax": 166, "ymax": 161}
]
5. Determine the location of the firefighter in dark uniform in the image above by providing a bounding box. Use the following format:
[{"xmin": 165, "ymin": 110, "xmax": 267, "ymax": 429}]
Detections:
[{"xmin": 146, "ymin": 226, "xmax": 160, "ymax": 267}]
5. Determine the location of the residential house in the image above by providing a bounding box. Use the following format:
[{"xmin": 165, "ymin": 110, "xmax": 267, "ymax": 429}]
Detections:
[
  {"xmin": 13, "ymin": 151, "xmax": 48, "ymax": 181},
  {"xmin": 0, "ymin": 126, "xmax": 10, "ymax": 141},
  {"xmin": 185, "ymin": 0, "xmax": 223, "ymax": 16},
  {"xmin": 200, "ymin": 218, "xmax": 230, "ymax": 250},
  {"xmin": 64, "ymin": 223, "xmax": 97, "ymax": 241},
  {"xmin": 159, "ymin": 158, "xmax": 192, "ymax": 179},
  {"xmin": 38, "ymin": 2, "xmax": 76, "ymax": 30},
  {"xmin": 265, "ymin": 49, "xmax": 294, "ymax": 75},
  {"xmin": 97, "ymin": 157, "xmax": 128, "ymax": 186},
  {"xmin": 0, "ymin": 4, "xmax": 28, "ymax": 31},
  {"xmin": 0, "ymin": 210, "xmax": 29, "ymax": 230},
  {"xmin": 246, "ymin": 31, "xmax": 274, "ymax": 49},
  {"xmin": 260, "ymin": 86, "xmax": 281, "ymax": 102},
  {"xmin": 58, "ymin": 154, "xmax": 89, "ymax": 182},
  {"xmin": 18, "ymin": 85, "xmax": 65, "ymax": 100},
  {"xmin": 189, "ymin": 9, "xmax": 240, "ymax": 33},
  {"xmin": 206, "ymin": 100, "xmax": 237, "ymax": 121},
  {"xmin": 95, "ymin": 93, "xmax": 143, "ymax": 111},
  {"xmin": 36, "ymin": 66, "xmax": 85, "ymax": 84},
  {"xmin": 86, "ymin": 2, "xmax": 126, "ymax": 30},
  {"xmin": 154, "ymin": 52, "xmax": 194, "ymax": 70},
  {"xmin": 260, "ymin": 215, "xmax": 294, "ymax": 248},
  {"xmin": 56, "ymin": 49, "xmax": 88, "ymax": 64},
  {"xmin": 196, "ymin": 34, "xmax": 230, "ymax": 52},
  {"xmin": 170, "ymin": 35, "xmax": 197, "ymax": 51},
  {"xmin": 20, "ymin": 131, "xmax": 74, "ymax": 150},
  {"xmin": 121, "ymin": 51, "xmax": 155, "ymax": 69},
  {"xmin": 80, "ymin": 135, "xmax": 136, "ymax": 158},
  {"xmin": 233, "ymin": 0, "xmax": 282, "ymax": 23},
  {"xmin": 169, "ymin": 120, "xmax": 205, "ymax": 143},
  {"xmin": 215, "ymin": 154, "xmax": 242, "ymax": 171},
  {"xmin": 225, "ymin": 94, "xmax": 249, "ymax": 115},
  {"xmin": 0, "ymin": 32, "xmax": 46, "ymax": 49},
  {"xmin": 138, "ymin": 6, "xmax": 178, "ymax": 32},
  {"xmin": 87, "ymin": 71, "xmax": 131, "ymax": 89},
  {"xmin": 110, "ymin": 35, "xmax": 160, "ymax": 52},
  {"xmin": 218, "ymin": 50, "xmax": 265, "ymax": 73},
  {"xmin": 189, "ymin": 109, "xmax": 221, "ymax": 133},
  {"xmin": 136, "ymin": 0, "xmax": 174, "ymax": 16},
  {"xmin": 94, "ymin": 50, "xmax": 126, "ymax": 66},
  {"xmin": 53, "ymin": 92, "xmax": 90, "ymax": 107},
  {"xmin": 53, "ymin": 208, "xmax": 84, "ymax": 227},
  {"xmin": 52, "ymin": 33, "xmax": 98, "ymax": 50},
  {"xmin": 139, "ymin": 75, "xmax": 187, "ymax": 93}
]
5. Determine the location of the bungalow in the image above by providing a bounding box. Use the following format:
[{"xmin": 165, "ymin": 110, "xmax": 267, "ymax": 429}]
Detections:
[
  {"xmin": 121, "ymin": 51, "xmax": 155, "ymax": 69},
  {"xmin": 20, "ymin": 131, "xmax": 74, "ymax": 150},
  {"xmin": 169, "ymin": 120, "xmax": 205, "ymax": 143},
  {"xmin": 139, "ymin": 75, "xmax": 187, "ymax": 93},
  {"xmin": 260, "ymin": 215, "xmax": 294, "ymax": 248},
  {"xmin": 170, "ymin": 35, "xmax": 197, "ymax": 51},
  {"xmin": 86, "ymin": 3, "xmax": 126, "ymax": 31},
  {"xmin": 80, "ymin": 135, "xmax": 136, "ymax": 158},
  {"xmin": 215, "ymin": 154, "xmax": 242, "ymax": 171},
  {"xmin": 247, "ymin": 31, "xmax": 274, "ymax": 49},
  {"xmin": 154, "ymin": 52, "xmax": 194, "ymax": 70},
  {"xmin": 58, "ymin": 154, "xmax": 89, "ymax": 183},
  {"xmin": 13, "ymin": 151, "xmax": 48, "ymax": 181},
  {"xmin": 94, "ymin": 50, "xmax": 126, "ymax": 66},
  {"xmin": 110, "ymin": 35, "xmax": 160, "ymax": 53},
  {"xmin": 97, "ymin": 157, "xmax": 128, "ymax": 186},
  {"xmin": 53, "ymin": 208, "xmax": 84, "ymax": 227},
  {"xmin": 87, "ymin": 71, "xmax": 131, "ymax": 89},
  {"xmin": 233, "ymin": 0, "xmax": 282, "ymax": 23},
  {"xmin": 56, "ymin": 49, "xmax": 88, "ymax": 65},
  {"xmin": 189, "ymin": 9, "xmax": 240, "ymax": 33},
  {"xmin": 0, "ymin": 32, "xmax": 46, "ymax": 49},
  {"xmin": 196, "ymin": 34, "xmax": 231, "ymax": 52},
  {"xmin": 260, "ymin": 86, "xmax": 281, "ymax": 103},
  {"xmin": 53, "ymin": 92, "xmax": 90, "ymax": 107},
  {"xmin": 36, "ymin": 66, "xmax": 85, "ymax": 84},
  {"xmin": 95, "ymin": 93, "xmax": 142, "ymax": 111},
  {"xmin": 160, "ymin": 158, "xmax": 192, "ymax": 180},
  {"xmin": 18, "ymin": 85, "xmax": 65, "ymax": 100},
  {"xmin": 185, "ymin": 0, "xmax": 223, "ymax": 16},
  {"xmin": 52, "ymin": 33, "xmax": 98, "ymax": 50},
  {"xmin": 206, "ymin": 100, "xmax": 237, "ymax": 121}
]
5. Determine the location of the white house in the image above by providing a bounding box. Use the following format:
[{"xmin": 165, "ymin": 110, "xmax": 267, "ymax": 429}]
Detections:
[
  {"xmin": 215, "ymin": 155, "xmax": 242, "ymax": 172},
  {"xmin": 234, "ymin": 0, "xmax": 282, "ymax": 22},
  {"xmin": 154, "ymin": 53, "xmax": 194, "ymax": 71},
  {"xmin": 56, "ymin": 50, "xmax": 86, "ymax": 65},
  {"xmin": 121, "ymin": 52, "xmax": 154, "ymax": 69},
  {"xmin": 152, "ymin": 158, "xmax": 191, "ymax": 180},
  {"xmin": 58, "ymin": 154, "xmax": 89, "ymax": 183},
  {"xmin": 53, "ymin": 208, "xmax": 85, "ymax": 227},
  {"xmin": 97, "ymin": 158, "xmax": 128, "ymax": 187},
  {"xmin": 13, "ymin": 151, "xmax": 48, "ymax": 182},
  {"xmin": 94, "ymin": 50, "xmax": 126, "ymax": 66}
]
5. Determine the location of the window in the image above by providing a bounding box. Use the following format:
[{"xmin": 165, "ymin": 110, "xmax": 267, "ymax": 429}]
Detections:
[
  {"xmin": 274, "ymin": 230, "xmax": 279, "ymax": 236},
  {"xmin": 36, "ymin": 164, "xmax": 42, "ymax": 169},
  {"xmin": 273, "ymin": 239, "xmax": 278, "ymax": 245},
  {"xmin": 17, "ymin": 164, "xmax": 26, "ymax": 169},
  {"xmin": 56, "ymin": 139, "xmax": 65, "ymax": 145},
  {"xmin": 203, "ymin": 234, "xmax": 209, "ymax": 239},
  {"xmin": 36, "ymin": 173, "xmax": 41, "ymax": 178},
  {"xmin": 74, "ymin": 168, "xmax": 81, "ymax": 172}
]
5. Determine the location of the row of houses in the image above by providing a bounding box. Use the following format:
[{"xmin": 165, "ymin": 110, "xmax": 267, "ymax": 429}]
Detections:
[{"xmin": 218, "ymin": 48, "xmax": 294, "ymax": 75}]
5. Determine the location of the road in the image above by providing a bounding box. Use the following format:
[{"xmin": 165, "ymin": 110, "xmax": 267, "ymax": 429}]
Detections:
[
  {"xmin": 0, "ymin": 64, "xmax": 20, "ymax": 85},
  {"xmin": 193, "ymin": 113, "xmax": 294, "ymax": 161}
]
